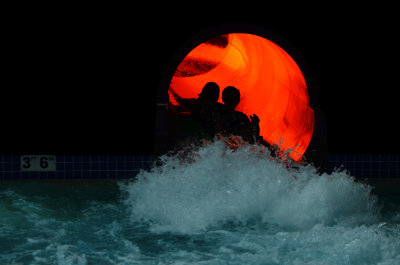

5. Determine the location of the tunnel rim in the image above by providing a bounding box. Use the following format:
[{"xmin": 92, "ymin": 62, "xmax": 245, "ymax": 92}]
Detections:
[{"xmin": 155, "ymin": 23, "xmax": 328, "ymax": 172}]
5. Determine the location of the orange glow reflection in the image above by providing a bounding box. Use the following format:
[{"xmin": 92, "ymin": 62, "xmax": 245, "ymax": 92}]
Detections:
[{"xmin": 169, "ymin": 33, "xmax": 314, "ymax": 161}]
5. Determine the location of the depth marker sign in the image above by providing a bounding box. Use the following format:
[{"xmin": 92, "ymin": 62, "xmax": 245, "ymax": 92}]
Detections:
[{"xmin": 20, "ymin": 155, "xmax": 56, "ymax": 171}]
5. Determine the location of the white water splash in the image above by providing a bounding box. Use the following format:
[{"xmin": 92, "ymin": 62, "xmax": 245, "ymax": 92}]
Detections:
[{"xmin": 122, "ymin": 139, "xmax": 380, "ymax": 233}]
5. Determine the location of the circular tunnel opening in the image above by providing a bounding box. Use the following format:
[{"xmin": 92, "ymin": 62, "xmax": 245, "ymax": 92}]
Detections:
[{"xmin": 167, "ymin": 32, "xmax": 314, "ymax": 161}]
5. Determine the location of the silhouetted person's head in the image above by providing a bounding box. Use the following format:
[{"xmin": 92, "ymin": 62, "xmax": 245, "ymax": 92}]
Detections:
[
  {"xmin": 222, "ymin": 86, "xmax": 241, "ymax": 110},
  {"xmin": 198, "ymin": 82, "xmax": 220, "ymax": 102}
]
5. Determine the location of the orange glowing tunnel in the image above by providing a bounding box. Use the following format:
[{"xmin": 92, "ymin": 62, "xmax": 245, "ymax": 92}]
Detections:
[{"xmin": 168, "ymin": 33, "xmax": 314, "ymax": 161}]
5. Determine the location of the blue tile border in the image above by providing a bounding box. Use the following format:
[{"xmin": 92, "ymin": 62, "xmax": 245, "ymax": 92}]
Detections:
[
  {"xmin": 328, "ymin": 153, "xmax": 400, "ymax": 178},
  {"xmin": 0, "ymin": 155, "xmax": 154, "ymax": 180},
  {"xmin": 0, "ymin": 154, "xmax": 399, "ymax": 180}
]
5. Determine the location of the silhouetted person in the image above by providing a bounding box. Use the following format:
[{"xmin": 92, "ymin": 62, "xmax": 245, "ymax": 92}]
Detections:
[
  {"xmin": 217, "ymin": 86, "xmax": 260, "ymax": 143},
  {"xmin": 169, "ymin": 82, "xmax": 220, "ymax": 119},
  {"xmin": 168, "ymin": 82, "xmax": 223, "ymax": 144}
]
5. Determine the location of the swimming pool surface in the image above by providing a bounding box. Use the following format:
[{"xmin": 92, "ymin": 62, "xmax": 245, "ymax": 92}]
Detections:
[{"xmin": 1, "ymin": 141, "xmax": 399, "ymax": 264}]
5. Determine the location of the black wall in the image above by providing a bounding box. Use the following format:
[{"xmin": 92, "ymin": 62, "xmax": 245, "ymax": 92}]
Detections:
[{"xmin": 3, "ymin": 7, "xmax": 399, "ymax": 155}]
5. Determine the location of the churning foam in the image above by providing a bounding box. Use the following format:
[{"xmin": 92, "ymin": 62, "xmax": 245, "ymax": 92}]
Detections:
[{"xmin": 122, "ymin": 139, "xmax": 380, "ymax": 233}]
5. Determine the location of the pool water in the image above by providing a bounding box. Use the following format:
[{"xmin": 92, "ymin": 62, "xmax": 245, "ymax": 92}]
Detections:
[{"xmin": 1, "ymin": 140, "xmax": 400, "ymax": 264}]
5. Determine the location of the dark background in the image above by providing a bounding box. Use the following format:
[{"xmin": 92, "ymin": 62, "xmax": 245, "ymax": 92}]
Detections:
[{"xmin": 2, "ymin": 6, "xmax": 399, "ymax": 155}]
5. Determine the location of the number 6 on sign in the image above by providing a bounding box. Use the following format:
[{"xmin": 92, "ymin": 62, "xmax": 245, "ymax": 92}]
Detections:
[{"xmin": 20, "ymin": 155, "xmax": 56, "ymax": 171}]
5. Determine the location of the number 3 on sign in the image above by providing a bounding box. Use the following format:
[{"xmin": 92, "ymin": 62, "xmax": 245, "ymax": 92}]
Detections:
[{"xmin": 20, "ymin": 155, "xmax": 56, "ymax": 171}]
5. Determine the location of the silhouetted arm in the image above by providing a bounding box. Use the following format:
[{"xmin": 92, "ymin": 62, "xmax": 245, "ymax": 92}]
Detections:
[
  {"xmin": 250, "ymin": 114, "xmax": 260, "ymax": 139},
  {"xmin": 169, "ymin": 87, "xmax": 197, "ymax": 111},
  {"xmin": 169, "ymin": 87, "xmax": 184, "ymax": 105}
]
